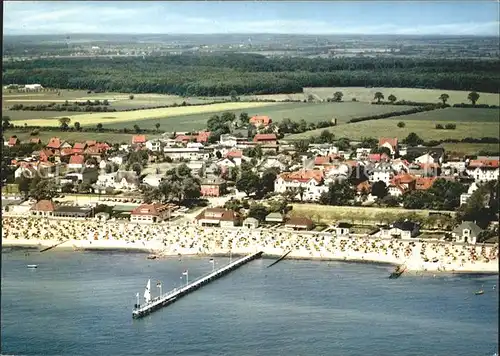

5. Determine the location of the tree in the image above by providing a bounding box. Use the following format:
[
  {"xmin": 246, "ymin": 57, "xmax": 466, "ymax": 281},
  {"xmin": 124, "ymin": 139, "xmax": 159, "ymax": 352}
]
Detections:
[
  {"xmin": 307, "ymin": 94, "xmax": 315, "ymax": 102},
  {"xmin": 371, "ymin": 146, "xmax": 392, "ymax": 156},
  {"xmin": 248, "ymin": 204, "xmax": 269, "ymax": 222},
  {"xmin": 336, "ymin": 137, "xmax": 351, "ymax": 151},
  {"xmin": 439, "ymin": 93, "xmax": 449, "ymax": 105},
  {"xmin": 258, "ymin": 168, "xmax": 278, "ymax": 196},
  {"xmin": 293, "ymin": 140, "xmax": 309, "ymax": 153},
  {"xmin": 229, "ymin": 90, "xmax": 239, "ymax": 102},
  {"xmin": 428, "ymin": 179, "xmax": 466, "ymax": 210},
  {"xmin": 402, "ymin": 190, "xmax": 434, "ymax": 209},
  {"xmin": 129, "ymin": 94, "xmax": 134, "ymax": 100},
  {"xmin": 435, "ymin": 124, "xmax": 444, "ymax": 129},
  {"xmin": 318, "ymin": 130, "xmax": 335, "ymax": 144},
  {"xmin": 15, "ymin": 176, "xmax": 31, "ymax": 198},
  {"xmin": 133, "ymin": 124, "xmax": 141, "ymax": 133},
  {"xmin": 388, "ymin": 94, "xmax": 397, "ymax": 103},
  {"xmin": 155, "ymin": 123, "xmax": 161, "ymax": 132},
  {"xmin": 2, "ymin": 116, "xmax": 11, "ymax": 131},
  {"xmin": 402, "ymin": 132, "xmax": 424, "ymax": 147},
  {"xmin": 158, "ymin": 164, "xmax": 201, "ymax": 203},
  {"xmin": 29, "ymin": 179, "xmax": 58, "ymax": 201},
  {"xmin": 319, "ymin": 182, "xmax": 355, "ymax": 206},
  {"xmin": 467, "ymin": 91, "xmax": 480, "ymax": 105},
  {"xmin": 236, "ymin": 169, "xmax": 260, "ymax": 196},
  {"xmin": 96, "ymin": 123, "xmax": 103, "ymax": 131},
  {"xmin": 374, "ymin": 92, "xmax": 384, "ymax": 103},
  {"xmin": 380, "ymin": 195, "xmax": 400, "ymax": 207},
  {"xmin": 371, "ymin": 181, "xmax": 388, "ymax": 199},
  {"xmin": 457, "ymin": 180, "xmax": 498, "ymax": 228},
  {"xmin": 239, "ymin": 112, "xmax": 249, "ymax": 126},
  {"xmin": 58, "ymin": 117, "xmax": 71, "ymax": 130},
  {"xmin": 333, "ymin": 91, "xmax": 343, "ymax": 102},
  {"xmin": 397, "ymin": 121, "xmax": 406, "ymax": 128},
  {"xmin": 73, "ymin": 121, "xmax": 81, "ymax": 131}
]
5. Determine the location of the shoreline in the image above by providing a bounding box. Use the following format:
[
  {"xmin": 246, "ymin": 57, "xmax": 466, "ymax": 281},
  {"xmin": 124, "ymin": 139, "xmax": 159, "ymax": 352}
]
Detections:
[
  {"xmin": 2, "ymin": 217, "xmax": 498, "ymax": 274},
  {"xmin": 3, "ymin": 237, "xmax": 498, "ymax": 275}
]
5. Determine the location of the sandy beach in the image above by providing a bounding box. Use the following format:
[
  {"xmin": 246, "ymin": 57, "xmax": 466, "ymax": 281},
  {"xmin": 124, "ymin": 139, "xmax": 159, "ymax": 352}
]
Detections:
[{"xmin": 2, "ymin": 217, "xmax": 498, "ymax": 273}]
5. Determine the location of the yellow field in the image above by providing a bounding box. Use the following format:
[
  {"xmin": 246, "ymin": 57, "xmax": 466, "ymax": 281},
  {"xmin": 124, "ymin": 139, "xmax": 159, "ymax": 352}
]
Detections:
[
  {"xmin": 303, "ymin": 87, "xmax": 500, "ymax": 105},
  {"xmin": 10, "ymin": 102, "xmax": 280, "ymax": 127}
]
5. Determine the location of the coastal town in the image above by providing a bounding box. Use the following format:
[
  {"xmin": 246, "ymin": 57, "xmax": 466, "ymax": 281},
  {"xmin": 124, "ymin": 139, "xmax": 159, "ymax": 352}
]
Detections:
[{"xmin": 2, "ymin": 111, "xmax": 499, "ymax": 274}]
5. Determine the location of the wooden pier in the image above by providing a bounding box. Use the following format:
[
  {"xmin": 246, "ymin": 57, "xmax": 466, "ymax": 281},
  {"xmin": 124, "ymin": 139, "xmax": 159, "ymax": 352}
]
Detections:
[{"xmin": 132, "ymin": 251, "xmax": 263, "ymax": 319}]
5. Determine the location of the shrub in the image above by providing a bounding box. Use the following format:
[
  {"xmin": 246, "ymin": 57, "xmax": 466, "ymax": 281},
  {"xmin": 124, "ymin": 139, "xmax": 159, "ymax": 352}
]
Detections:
[
  {"xmin": 435, "ymin": 124, "xmax": 444, "ymax": 129},
  {"xmin": 397, "ymin": 121, "xmax": 406, "ymax": 128},
  {"xmin": 444, "ymin": 123, "xmax": 456, "ymax": 130}
]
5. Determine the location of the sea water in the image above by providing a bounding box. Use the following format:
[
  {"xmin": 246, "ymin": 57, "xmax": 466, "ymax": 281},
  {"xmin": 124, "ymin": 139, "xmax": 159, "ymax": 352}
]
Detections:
[{"xmin": 1, "ymin": 250, "xmax": 498, "ymax": 356}]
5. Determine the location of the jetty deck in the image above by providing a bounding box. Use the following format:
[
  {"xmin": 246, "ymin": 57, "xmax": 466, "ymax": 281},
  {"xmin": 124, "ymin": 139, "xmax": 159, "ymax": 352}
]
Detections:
[{"xmin": 132, "ymin": 251, "xmax": 263, "ymax": 319}]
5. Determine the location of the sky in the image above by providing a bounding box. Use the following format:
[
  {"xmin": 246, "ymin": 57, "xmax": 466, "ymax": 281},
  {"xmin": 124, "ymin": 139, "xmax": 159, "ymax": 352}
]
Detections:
[{"xmin": 3, "ymin": 1, "xmax": 500, "ymax": 36}]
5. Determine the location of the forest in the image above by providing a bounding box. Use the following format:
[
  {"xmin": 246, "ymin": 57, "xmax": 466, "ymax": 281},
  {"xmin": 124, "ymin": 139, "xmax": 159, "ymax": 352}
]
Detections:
[{"xmin": 3, "ymin": 54, "xmax": 500, "ymax": 96}]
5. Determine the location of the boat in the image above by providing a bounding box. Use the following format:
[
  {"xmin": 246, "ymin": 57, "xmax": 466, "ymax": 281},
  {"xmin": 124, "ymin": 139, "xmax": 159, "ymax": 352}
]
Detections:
[
  {"xmin": 475, "ymin": 290, "xmax": 484, "ymax": 295},
  {"xmin": 146, "ymin": 255, "xmax": 158, "ymax": 260},
  {"xmin": 27, "ymin": 265, "xmax": 38, "ymax": 269},
  {"xmin": 389, "ymin": 265, "xmax": 406, "ymax": 279}
]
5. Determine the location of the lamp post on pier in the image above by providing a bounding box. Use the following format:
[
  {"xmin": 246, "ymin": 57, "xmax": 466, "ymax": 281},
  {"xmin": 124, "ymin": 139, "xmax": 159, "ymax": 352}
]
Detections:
[{"xmin": 209, "ymin": 258, "xmax": 215, "ymax": 272}]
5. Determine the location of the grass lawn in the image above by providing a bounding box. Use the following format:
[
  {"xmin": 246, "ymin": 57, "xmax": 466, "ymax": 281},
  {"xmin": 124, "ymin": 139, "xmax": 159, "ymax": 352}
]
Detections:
[
  {"xmin": 103, "ymin": 101, "xmax": 415, "ymax": 131},
  {"xmin": 3, "ymin": 110, "xmax": 88, "ymax": 121},
  {"xmin": 303, "ymin": 87, "xmax": 500, "ymax": 105},
  {"xmin": 286, "ymin": 107, "xmax": 500, "ymax": 141},
  {"xmin": 290, "ymin": 204, "xmax": 455, "ymax": 224},
  {"xmin": 8, "ymin": 102, "xmax": 280, "ymax": 129},
  {"xmin": 5, "ymin": 129, "xmax": 162, "ymax": 144},
  {"xmin": 439, "ymin": 143, "xmax": 500, "ymax": 155}
]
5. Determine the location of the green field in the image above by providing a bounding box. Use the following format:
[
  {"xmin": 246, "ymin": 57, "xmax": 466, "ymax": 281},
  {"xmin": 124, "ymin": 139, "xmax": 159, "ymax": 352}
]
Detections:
[
  {"xmin": 102, "ymin": 101, "xmax": 414, "ymax": 131},
  {"xmin": 303, "ymin": 87, "xmax": 500, "ymax": 105},
  {"xmin": 5, "ymin": 130, "xmax": 162, "ymax": 144},
  {"xmin": 290, "ymin": 203, "xmax": 454, "ymax": 224},
  {"xmin": 438, "ymin": 143, "xmax": 500, "ymax": 155},
  {"xmin": 287, "ymin": 107, "xmax": 500, "ymax": 141}
]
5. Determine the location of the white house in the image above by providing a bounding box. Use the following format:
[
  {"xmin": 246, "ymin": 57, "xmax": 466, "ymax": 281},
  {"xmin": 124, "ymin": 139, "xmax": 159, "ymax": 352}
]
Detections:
[
  {"xmin": 219, "ymin": 134, "xmax": 238, "ymax": 147},
  {"xmin": 163, "ymin": 147, "xmax": 210, "ymax": 161},
  {"xmin": 142, "ymin": 174, "xmax": 164, "ymax": 188},
  {"xmin": 356, "ymin": 148, "xmax": 371, "ymax": 160},
  {"xmin": 109, "ymin": 155, "xmax": 125, "ymax": 166},
  {"xmin": 130, "ymin": 204, "xmax": 170, "ymax": 224},
  {"xmin": 187, "ymin": 142, "xmax": 204, "ymax": 149},
  {"xmin": 14, "ymin": 165, "xmax": 37, "ymax": 179},
  {"xmin": 368, "ymin": 162, "xmax": 394, "ymax": 185},
  {"xmin": 97, "ymin": 171, "xmax": 139, "ymax": 191},
  {"xmin": 442, "ymin": 161, "xmax": 466, "ymax": 176},
  {"xmin": 452, "ymin": 221, "xmax": 483, "ymax": 244},
  {"xmin": 274, "ymin": 170, "xmax": 328, "ymax": 201},
  {"xmin": 466, "ymin": 159, "xmax": 499, "ymax": 182},
  {"xmin": 415, "ymin": 153, "xmax": 435, "ymax": 164},
  {"xmin": 145, "ymin": 140, "xmax": 162, "ymax": 152},
  {"xmin": 309, "ymin": 143, "xmax": 339, "ymax": 157},
  {"xmin": 460, "ymin": 182, "xmax": 479, "ymax": 205}
]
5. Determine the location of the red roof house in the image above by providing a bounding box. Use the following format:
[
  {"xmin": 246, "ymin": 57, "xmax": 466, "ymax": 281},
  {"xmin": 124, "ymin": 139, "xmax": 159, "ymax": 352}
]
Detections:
[
  {"xmin": 132, "ymin": 135, "xmax": 147, "ymax": 145},
  {"xmin": 249, "ymin": 115, "xmax": 272, "ymax": 127},
  {"xmin": 379, "ymin": 137, "xmax": 398, "ymax": 154},
  {"xmin": 68, "ymin": 155, "xmax": 85, "ymax": 168},
  {"xmin": 196, "ymin": 131, "xmax": 211, "ymax": 143},
  {"xmin": 46, "ymin": 137, "xmax": 62, "ymax": 149},
  {"xmin": 31, "ymin": 199, "xmax": 56, "ymax": 216},
  {"xmin": 130, "ymin": 204, "xmax": 171, "ymax": 223},
  {"xmin": 7, "ymin": 136, "xmax": 20, "ymax": 147},
  {"xmin": 253, "ymin": 133, "xmax": 277, "ymax": 144}
]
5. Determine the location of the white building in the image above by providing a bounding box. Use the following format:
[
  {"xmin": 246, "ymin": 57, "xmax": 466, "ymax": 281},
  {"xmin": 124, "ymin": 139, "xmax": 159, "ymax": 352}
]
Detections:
[
  {"xmin": 163, "ymin": 147, "xmax": 210, "ymax": 161},
  {"xmin": 142, "ymin": 174, "xmax": 164, "ymax": 188},
  {"xmin": 368, "ymin": 162, "xmax": 394, "ymax": 185},
  {"xmin": 130, "ymin": 204, "xmax": 170, "ymax": 224},
  {"xmin": 145, "ymin": 140, "xmax": 162, "ymax": 152},
  {"xmin": 356, "ymin": 148, "xmax": 371, "ymax": 160},
  {"xmin": 274, "ymin": 170, "xmax": 328, "ymax": 201},
  {"xmin": 415, "ymin": 153, "xmax": 435, "ymax": 164},
  {"xmin": 219, "ymin": 134, "xmax": 238, "ymax": 147},
  {"xmin": 460, "ymin": 182, "xmax": 479, "ymax": 205},
  {"xmin": 466, "ymin": 161, "xmax": 499, "ymax": 183}
]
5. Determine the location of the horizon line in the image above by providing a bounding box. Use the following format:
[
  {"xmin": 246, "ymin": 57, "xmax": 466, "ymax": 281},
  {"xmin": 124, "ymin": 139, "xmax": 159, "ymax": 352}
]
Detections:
[{"xmin": 4, "ymin": 33, "xmax": 499, "ymax": 37}]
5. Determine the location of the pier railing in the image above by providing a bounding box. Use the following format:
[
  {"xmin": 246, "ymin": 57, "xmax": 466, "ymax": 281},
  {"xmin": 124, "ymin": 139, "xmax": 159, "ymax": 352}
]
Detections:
[{"xmin": 133, "ymin": 251, "xmax": 262, "ymax": 313}]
